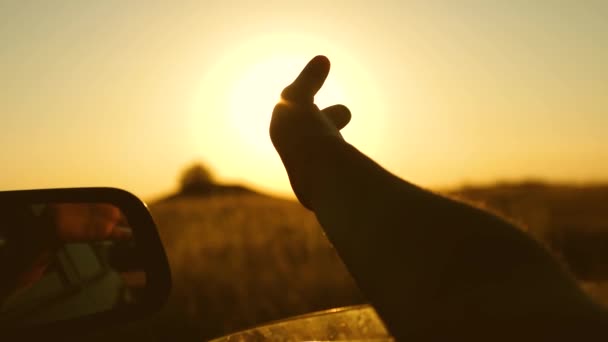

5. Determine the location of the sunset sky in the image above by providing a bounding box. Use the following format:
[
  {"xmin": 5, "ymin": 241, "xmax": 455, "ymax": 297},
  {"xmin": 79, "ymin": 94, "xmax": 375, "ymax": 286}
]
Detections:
[{"xmin": 1, "ymin": 1, "xmax": 607, "ymax": 201}]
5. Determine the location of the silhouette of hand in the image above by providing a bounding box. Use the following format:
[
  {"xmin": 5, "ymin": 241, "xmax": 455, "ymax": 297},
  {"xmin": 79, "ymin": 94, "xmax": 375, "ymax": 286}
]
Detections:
[
  {"xmin": 270, "ymin": 55, "xmax": 351, "ymax": 157},
  {"xmin": 270, "ymin": 56, "xmax": 352, "ymax": 207}
]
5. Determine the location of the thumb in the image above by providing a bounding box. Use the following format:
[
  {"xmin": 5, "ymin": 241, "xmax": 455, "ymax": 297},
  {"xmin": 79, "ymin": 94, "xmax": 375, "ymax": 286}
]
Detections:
[
  {"xmin": 322, "ymin": 104, "xmax": 351, "ymax": 130},
  {"xmin": 281, "ymin": 55, "xmax": 331, "ymax": 105}
]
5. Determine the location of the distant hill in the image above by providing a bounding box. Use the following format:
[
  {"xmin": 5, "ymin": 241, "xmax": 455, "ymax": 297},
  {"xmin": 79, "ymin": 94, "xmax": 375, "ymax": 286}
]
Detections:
[
  {"xmin": 159, "ymin": 162, "xmax": 260, "ymax": 202},
  {"xmin": 157, "ymin": 183, "xmax": 258, "ymax": 203}
]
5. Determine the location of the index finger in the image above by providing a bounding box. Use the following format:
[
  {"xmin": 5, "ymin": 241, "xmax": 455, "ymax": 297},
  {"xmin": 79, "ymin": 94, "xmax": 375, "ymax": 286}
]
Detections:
[{"xmin": 281, "ymin": 55, "xmax": 330, "ymax": 104}]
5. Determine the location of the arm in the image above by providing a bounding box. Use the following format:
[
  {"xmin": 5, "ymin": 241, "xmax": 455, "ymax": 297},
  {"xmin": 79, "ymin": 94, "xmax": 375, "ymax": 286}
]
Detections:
[
  {"xmin": 0, "ymin": 204, "xmax": 58, "ymax": 303},
  {"xmin": 0, "ymin": 203, "xmax": 129, "ymax": 304},
  {"xmin": 271, "ymin": 56, "xmax": 606, "ymax": 340}
]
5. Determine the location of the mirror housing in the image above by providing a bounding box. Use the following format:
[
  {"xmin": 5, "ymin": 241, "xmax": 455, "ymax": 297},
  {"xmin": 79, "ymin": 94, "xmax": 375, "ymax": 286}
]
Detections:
[{"xmin": 0, "ymin": 188, "xmax": 170, "ymax": 339}]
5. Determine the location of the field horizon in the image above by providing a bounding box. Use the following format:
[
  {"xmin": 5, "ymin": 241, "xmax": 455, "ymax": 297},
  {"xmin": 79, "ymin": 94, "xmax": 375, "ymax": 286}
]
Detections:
[{"xmin": 94, "ymin": 178, "xmax": 608, "ymax": 341}]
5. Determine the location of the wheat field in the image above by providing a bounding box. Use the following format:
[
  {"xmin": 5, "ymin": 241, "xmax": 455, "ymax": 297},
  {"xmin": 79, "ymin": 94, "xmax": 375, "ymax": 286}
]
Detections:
[
  {"xmin": 91, "ymin": 183, "xmax": 608, "ymax": 341},
  {"xmin": 144, "ymin": 193, "xmax": 363, "ymax": 340}
]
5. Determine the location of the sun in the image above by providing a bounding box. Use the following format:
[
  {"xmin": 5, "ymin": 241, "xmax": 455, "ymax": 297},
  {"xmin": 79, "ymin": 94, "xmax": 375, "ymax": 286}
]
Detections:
[
  {"xmin": 188, "ymin": 33, "xmax": 386, "ymax": 195},
  {"xmin": 227, "ymin": 54, "xmax": 348, "ymax": 153},
  {"xmin": 215, "ymin": 33, "xmax": 386, "ymax": 158}
]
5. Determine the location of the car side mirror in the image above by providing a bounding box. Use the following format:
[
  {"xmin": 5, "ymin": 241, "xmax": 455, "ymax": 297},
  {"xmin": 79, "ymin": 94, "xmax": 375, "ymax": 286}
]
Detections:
[{"xmin": 0, "ymin": 188, "xmax": 170, "ymax": 339}]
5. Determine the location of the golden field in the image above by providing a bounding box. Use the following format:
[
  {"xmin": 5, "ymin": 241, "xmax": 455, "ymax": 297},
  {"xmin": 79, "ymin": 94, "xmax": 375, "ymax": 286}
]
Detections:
[
  {"xmin": 148, "ymin": 193, "xmax": 364, "ymax": 340},
  {"xmin": 94, "ymin": 182, "xmax": 608, "ymax": 341}
]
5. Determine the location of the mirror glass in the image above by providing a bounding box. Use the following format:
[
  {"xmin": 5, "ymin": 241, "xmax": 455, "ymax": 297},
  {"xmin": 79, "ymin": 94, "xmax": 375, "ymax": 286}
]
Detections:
[{"xmin": 0, "ymin": 202, "xmax": 146, "ymax": 327}]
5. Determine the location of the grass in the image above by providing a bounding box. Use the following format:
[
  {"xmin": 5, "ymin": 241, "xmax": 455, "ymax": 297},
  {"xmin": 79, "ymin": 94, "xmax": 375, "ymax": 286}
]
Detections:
[
  {"xmin": 144, "ymin": 193, "xmax": 364, "ymax": 340},
  {"xmin": 92, "ymin": 182, "xmax": 608, "ymax": 341}
]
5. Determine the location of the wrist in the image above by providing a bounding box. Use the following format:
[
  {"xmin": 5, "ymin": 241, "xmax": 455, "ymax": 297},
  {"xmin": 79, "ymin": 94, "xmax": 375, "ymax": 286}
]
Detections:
[{"xmin": 277, "ymin": 136, "xmax": 348, "ymax": 209}]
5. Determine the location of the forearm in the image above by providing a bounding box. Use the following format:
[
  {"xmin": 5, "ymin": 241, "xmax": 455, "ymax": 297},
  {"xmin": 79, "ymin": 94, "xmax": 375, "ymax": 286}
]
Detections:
[
  {"xmin": 285, "ymin": 137, "xmax": 601, "ymax": 338},
  {"xmin": 271, "ymin": 55, "xmax": 605, "ymax": 338},
  {"xmin": 0, "ymin": 205, "xmax": 57, "ymax": 301}
]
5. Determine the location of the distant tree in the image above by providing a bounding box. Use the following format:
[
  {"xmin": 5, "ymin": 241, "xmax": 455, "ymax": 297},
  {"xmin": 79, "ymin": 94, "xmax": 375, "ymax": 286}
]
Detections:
[{"xmin": 180, "ymin": 162, "xmax": 215, "ymax": 194}]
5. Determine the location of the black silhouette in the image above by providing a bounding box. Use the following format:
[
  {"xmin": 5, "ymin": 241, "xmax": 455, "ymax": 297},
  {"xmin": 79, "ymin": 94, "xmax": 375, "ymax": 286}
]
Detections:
[{"xmin": 270, "ymin": 56, "xmax": 608, "ymax": 340}]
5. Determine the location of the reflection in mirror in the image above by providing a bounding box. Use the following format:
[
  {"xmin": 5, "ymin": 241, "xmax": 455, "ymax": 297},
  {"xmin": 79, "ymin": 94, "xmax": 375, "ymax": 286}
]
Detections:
[{"xmin": 0, "ymin": 203, "xmax": 146, "ymax": 327}]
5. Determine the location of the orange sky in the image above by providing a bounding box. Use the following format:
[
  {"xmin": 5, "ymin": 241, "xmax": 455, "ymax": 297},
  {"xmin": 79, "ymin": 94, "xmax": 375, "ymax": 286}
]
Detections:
[{"xmin": 1, "ymin": 1, "xmax": 607, "ymax": 201}]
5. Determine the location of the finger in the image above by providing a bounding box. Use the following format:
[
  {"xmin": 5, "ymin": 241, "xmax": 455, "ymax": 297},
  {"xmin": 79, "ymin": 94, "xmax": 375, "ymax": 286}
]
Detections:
[
  {"xmin": 93, "ymin": 203, "xmax": 123, "ymax": 223},
  {"xmin": 281, "ymin": 55, "xmax": 330, "ymax": 104},
  {"xmin": 109, "ymin": 226, "xmax": 133, "ymax": 241},
  {"xmin": 321, "ymin": 104, "xmax": 351, "ymax": 130}
]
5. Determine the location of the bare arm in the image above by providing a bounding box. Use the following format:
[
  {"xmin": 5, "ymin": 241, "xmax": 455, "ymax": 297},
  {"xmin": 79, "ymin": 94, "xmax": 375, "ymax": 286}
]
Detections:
[{"xmin": 271, "ymin": 56, "xmax": 606, "ymax": 340}]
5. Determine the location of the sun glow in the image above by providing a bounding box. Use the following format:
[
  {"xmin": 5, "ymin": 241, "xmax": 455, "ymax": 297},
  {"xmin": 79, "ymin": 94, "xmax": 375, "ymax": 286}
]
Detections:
[
  {"xmin": 228, "ymin": 55, "xmax": 348, "ymax": 153},
  {"xmin": 188, "ymin": 33, "xmax": 386, "ymax": 194}
]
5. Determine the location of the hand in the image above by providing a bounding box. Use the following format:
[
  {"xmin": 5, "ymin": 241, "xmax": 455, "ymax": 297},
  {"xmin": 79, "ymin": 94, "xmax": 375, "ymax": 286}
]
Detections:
[
  {"xmin": 0, "ymin": 203, "xmax": 131, "ymax": 299},
  {"xmin": 270, "ymin": 56, "xmax": 353, "ymax": 207},
  {"xmin": 50, "ymin": 203, "xmax": 132, "ymax": 242},
  {"xmin": 270, "ymin": 55, "xmax": 352, "ymax": 157}
]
